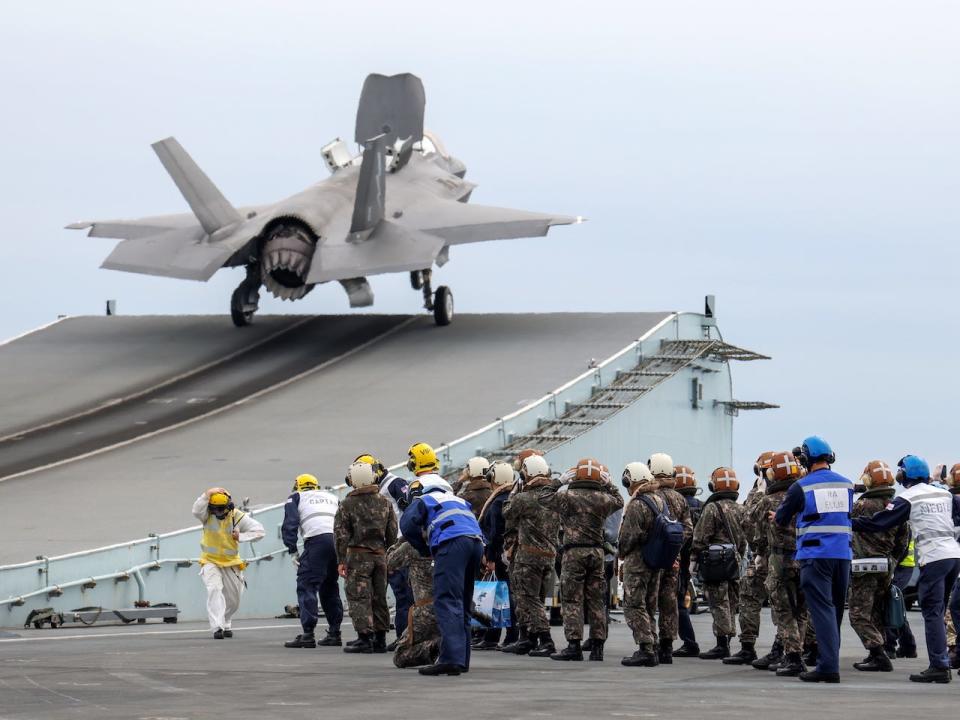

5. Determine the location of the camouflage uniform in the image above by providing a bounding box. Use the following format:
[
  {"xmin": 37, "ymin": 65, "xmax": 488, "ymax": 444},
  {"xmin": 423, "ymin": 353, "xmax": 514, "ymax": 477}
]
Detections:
[
  {"xmin": 538, "ymin": 480, "xmax": 623, "ymax": 641},
  {"xmin": 387, "ymin": 540, "xmax": 439, "ymax": 668},
  {"xmin": 692, "ymin": 492, "xmax": 746, "ymax": 637},
  {"xmin": 503, "ymin": 478, "xmax": 561, "ymax": 635},
  {"xmin": 737, "ymin": 481, "xmax": 769, "ymax": 645},
  {"xmin": 755, "ymin": 482, "xmax": 806, "ymax": 653},
  {"xmin": 618, "ymin": 483, "xmax": 665, "ymax": 647},
  {"xmin": 333, "ymin": 485, "xmax": 398, "ymax": 635},
  {"xmin": 850, "ymin": 487, "xmax": 909, "ymax": 650},
  {"xmin": 457, "ymin": 478, "xmax": 493, "ymax": 520},
  {"xmin": 656, "ymin": 484, "xmax": 694, "ymax": 643}
]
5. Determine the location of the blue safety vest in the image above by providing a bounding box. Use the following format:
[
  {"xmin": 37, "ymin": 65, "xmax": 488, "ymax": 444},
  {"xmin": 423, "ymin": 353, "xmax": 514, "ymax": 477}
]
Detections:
[
  {"xmin": 421, "ymin": 492, "xmax": 483, "ymax": 550},
  {"xmin": 795, "ymin": 469, "xmax": 853, "ymax": 560}
]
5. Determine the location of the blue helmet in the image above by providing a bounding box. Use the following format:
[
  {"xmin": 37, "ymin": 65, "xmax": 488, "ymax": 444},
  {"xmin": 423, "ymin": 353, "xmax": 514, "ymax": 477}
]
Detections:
[
  {"xmin": 896, "ymin": 455, "xmax": 930, "ymax": 484},
  {"xmin": 799, "ymin": 436, "xmax": 835, "ymax": 468}
]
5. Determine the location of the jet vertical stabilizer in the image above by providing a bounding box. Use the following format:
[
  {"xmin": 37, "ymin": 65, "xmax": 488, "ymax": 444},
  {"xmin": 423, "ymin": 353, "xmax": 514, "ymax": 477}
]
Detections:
[{"xmin": 151, "ymin": 137, "xmax": 241, "ymax": 235}]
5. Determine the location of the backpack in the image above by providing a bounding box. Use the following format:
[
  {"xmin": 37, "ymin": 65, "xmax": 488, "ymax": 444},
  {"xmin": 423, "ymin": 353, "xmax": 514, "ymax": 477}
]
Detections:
[{"xmin": 637, "ymin": 494, "xmax": 685, "ymax": 570}]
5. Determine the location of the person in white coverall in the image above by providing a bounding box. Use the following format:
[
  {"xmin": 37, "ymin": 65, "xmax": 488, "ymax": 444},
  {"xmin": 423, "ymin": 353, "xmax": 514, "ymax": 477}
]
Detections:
[{"xmin": 192, "ymin": 487, "xmax": 265, "ymax": 638}]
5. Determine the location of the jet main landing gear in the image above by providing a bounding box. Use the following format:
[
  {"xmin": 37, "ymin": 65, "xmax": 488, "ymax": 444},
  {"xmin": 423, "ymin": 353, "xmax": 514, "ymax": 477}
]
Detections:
[
  {"xmin": 419, "ymin": 269, "xmax": 453, "ymax": 326},
  {"xmin": 231, "ymin": 265, "xmax": 262, "ymax": 327}
]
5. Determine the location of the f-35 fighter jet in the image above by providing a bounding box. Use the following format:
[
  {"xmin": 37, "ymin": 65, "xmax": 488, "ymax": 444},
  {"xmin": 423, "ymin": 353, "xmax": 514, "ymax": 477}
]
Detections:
[{"xmin": 68, "ymin": 73, "xmax": 579, "ymax": 327}]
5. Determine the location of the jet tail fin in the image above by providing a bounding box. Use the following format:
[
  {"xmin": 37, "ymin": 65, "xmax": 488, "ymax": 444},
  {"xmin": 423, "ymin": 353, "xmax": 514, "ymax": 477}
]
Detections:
[
  {"xmin": 151, "ymin": 137, "xmax": 241, "ymax": 235},
  {"xmin": 349, "ymin": 136, "xmax": 386, "ymax": 238},
  {"xmin": 354, "ymin": 73, "xmax": 425, "ymax": 148}
]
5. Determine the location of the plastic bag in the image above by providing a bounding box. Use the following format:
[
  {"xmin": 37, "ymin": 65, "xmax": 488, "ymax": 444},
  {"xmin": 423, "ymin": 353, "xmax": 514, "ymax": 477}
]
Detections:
[{"xmin": 471, "ymin": 574, "xmax": 511, "ymax": 628}]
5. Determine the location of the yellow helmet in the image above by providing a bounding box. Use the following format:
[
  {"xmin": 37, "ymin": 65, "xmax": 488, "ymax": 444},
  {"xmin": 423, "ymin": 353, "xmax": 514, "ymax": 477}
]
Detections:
[
  {"xmin": 209, "ymin": 492, "xmax": 231, "ymax": 507},
  {"xmin": 407, "ymin": 442, "xmax": 439, "ymax": 475},
  {"xmin": 295, "ymin": 473, "xmax": 319, "ymax": 492}
]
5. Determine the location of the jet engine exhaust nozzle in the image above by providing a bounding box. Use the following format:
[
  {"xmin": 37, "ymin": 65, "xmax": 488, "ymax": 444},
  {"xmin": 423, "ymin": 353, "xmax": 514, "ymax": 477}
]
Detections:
[{"xmin": 260, "ymin": 224, "xmax": 316, "ymax": 301}]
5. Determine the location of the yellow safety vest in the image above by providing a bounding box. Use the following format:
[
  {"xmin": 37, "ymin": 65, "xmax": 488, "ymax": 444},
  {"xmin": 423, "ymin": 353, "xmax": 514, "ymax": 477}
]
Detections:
[
  {"xmin": 899, "ymin": 540, "xmax": 916, "ymax": 568},
  {"xmin": 199, "ymin": 511, "xmax": 247, "ymax": 569}
]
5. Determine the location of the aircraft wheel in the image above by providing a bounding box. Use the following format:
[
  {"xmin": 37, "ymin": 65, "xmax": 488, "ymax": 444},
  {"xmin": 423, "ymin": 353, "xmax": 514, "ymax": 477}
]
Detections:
[
  {"xmin": 433, "ymin": 286, "xmax": 453, "ymax": 326},
  {"xmin": 231, "ymin": 286, "xmax": 255, "ymax": 327},
  {"xmin": 410, "ymin": 270, "xmax": 424, "ymax": 290}
]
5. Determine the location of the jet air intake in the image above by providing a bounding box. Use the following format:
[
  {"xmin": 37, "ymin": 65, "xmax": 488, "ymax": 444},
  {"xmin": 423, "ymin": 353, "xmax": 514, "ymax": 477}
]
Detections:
[{"xmin": 260, "ymin": 223, "xmax": 316, "ymax": 301}]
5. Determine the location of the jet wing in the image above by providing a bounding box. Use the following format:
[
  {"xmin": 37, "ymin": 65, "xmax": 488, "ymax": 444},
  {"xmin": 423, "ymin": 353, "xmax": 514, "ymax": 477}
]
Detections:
[
  {"xmin": 99, "ymin": 226, "xmax": 241, "ymax": 281},
  {"xmin": 306, "ymin": 220, "xmax": 445, "ymax": 284},
  {"xmin": 399, "ymin": 199, "xmax": 579, "ymax": 246},
  {"xmin": 66, "ymin": 212, "xmax": 198, "ymax": 240}
]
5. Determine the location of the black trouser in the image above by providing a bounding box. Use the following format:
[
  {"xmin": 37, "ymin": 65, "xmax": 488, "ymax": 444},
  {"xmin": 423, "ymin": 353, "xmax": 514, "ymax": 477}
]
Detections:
[
  {"xmin": 297, "ymin": 534, "xmax": 343, "ymax": 634},
  {"xmin": 677, "ymin": 557, "xmax": 696, "ymax": 645}
]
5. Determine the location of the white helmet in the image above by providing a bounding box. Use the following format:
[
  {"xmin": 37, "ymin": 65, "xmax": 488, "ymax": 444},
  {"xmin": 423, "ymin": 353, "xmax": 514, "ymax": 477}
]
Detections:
[
  {"xmin": 487, "ymin": 461, "xmax": 515, "ymax": 487},
  {"xmin": 466, "ymin": 456, "xmax": 491, "ymax": 479},
  {"xmin": 648, "ymin": 452, "xmax": 675, "ymax": 478},
  {"xmin": 622, "ymin": 462, "xmax": 654, "ymax": 489},
  {"xmin": 348, "ymin": 461, "xmax": 377, "ymax": 488},
  {"xmin": 520, "ymin": 454, "xmax": 550, "ymax": 480}
]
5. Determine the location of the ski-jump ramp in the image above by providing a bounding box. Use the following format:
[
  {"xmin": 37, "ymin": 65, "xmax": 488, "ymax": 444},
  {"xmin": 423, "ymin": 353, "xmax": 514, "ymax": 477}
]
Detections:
[{"xmin": 0, "ymin": 308, "xmax": 774, "ymax": 626}]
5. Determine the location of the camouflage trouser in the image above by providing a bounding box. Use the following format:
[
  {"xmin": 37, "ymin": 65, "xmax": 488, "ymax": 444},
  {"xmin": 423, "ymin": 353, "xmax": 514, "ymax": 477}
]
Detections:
[
  {"xmin": 393, "ymin": 603, "xmax": 440, "ymax": 668},
  {"xmin": 948, "ymin": 609, "xmax": 956, "ymax": 647},
  {"xmin": 560, "ymin": 547, "xmax": 608, "ymax": 641},
  {"xmin": 511, "ymin": 555, "xmax": 554, "ymax": 635},
  {"xmin": 849, "ymin": 572, "xmax": 890, "ymax": 650},
  {"xmin": 657, "ymin": 565, "xmax": 679, "ymax": 642},
  {"xmin": 622, "ymin": 554, "xmax": 660, "ymax": 647},
  {"xmin": 345, "ymin": 552, "xmax": 390, "ymax": 635},
  {"xmin": 737, "ymin": 554, "xmax": 768, "ymax": 643},
  {"xmin": 705, "ymin": 579, "xmax": 739, "ymax": 638},
  {"xmin": 765, "ymin": 556, "xmax": 806, "ymax": 654}
]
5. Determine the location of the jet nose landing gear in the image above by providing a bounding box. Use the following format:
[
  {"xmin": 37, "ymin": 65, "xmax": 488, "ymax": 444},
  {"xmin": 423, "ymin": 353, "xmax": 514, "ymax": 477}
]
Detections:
[
  {"xmin": 231, "ymin": 265, "xmax": 262, "ymax": 327},
  {"xmin": 418, "ymin": 269, "xmax": 453, "ymax": 326}
]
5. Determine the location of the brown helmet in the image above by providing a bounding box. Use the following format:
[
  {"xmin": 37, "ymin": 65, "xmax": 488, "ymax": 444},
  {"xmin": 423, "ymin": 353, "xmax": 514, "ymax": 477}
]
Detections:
[
  {"xmin": 765, "ymin": 452, "xmax": 802, "ymax": 483},
  {"xmin": 674, "ymin": 465, "xmax": 697, "ymax": 490},
  {"xmin": 754, "ymin": 451, "xmax": 777, "ymax": 477},
  {"xmin": 860, "ymin": 460, "xmax": 895, "ymax": 489},
  {"xmin": 710, "ymin": 467, "xmax": 739, "ymax": 493},
  {"xmin": 575, "ymin": 457, "xmax": 608, "ymax": 484},
  {"xmin": 514, "ymin": 448, "xmax": 544, "ymax": 471},
  {"xmin": 949, "ymin": 464, "xmax": 960, "ymax": 490}
]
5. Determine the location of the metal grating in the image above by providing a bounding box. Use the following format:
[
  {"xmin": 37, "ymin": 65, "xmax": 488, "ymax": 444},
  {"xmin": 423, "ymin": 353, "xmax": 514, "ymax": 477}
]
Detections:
[{"xmin": 442, "ymin": 337, "xmax": 771, "ymax": 480}]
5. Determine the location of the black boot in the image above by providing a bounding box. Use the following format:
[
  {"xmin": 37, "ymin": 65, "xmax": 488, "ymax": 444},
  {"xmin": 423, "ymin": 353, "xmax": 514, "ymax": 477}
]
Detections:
[
  {"xmin": 799, "ymin": 669, "xmax": 840, "ymax": 683},
  {"xmin": 501, "ymin": 629, "xmax": 534, "ymax": 655},
  {"xmin": 657, "ymin": 639, "xmax": 673, "ymax": 664},
  {"xmin": 673, "ymin": 641, "xmax": 700, "ymax": 657},
  {"xmin": 909, "ymin": 666, "xmax": 952, "ymax": 684},
  {"xmin": 213, "ymin": 629, "xmax": 224, "ymax": 640},
  {"xmin": 699, "ymin": 635, "xmax": 730, "ymax": 660},
  {"xmin": 950, "ymin": 646, "xmax": 960, "ymax": 670},
  {"xmin": 418, "ymin": 662, "xmax": 462, "ymax": 676},
  {"xmin": 752, "ymin": 639, "xmax": 783, "ymax": 670},
  {"xmin": 723, "ymin": 641, "xmax": 757, "ymax": 665},
  {"xmin": 775, "ymin": 652, "xmax": 806, "ymax": 677},
  {"xmin": 317, "ymin": 630, "xmax": 342, "ymax": 647},
  {"xmin": 343, "ymin": 633, "xmax": 374, "ymax": 654},
  {"xmin": 802, "ymin": 643, "xmax": 819, "ymax": 667},
  {"xmin": 386, "ymin": 638, "xmax": 399, "ymax": 652},
  {"xmin": 621, "ymin": 644, "xmax": 658, "ymax": 667},
  {"xmin": 372, "ymin": 630, "xmax": 387, "ymax": 653},
  {"xmin": 589, "ymin": 638, "xmax": 605, "ymax": 661},
  {"xmin": 550, "ymin": 640, "xmax": 583, "ymax": 661},
  {"xmin": 897, "ymin": 643, "xmax": 918, "ymax": 659},
  {"xmin": 528, "ymin": 632, "xmax": 556, "ymax": 657},
  {"xmin": 581, "ymin": 638, "xmax": 593, "ymax": 652},
  {"xmin": 284, "ymin": 632, "xmax": 316, "ymax": 648},
  {"xmin": 853, "ymin": 645, "xmax": 893, "ymax": 672}
]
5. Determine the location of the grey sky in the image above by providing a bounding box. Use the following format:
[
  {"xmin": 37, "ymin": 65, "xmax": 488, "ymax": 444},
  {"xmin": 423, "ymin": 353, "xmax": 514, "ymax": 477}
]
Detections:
[{"xmin": 1, "ymin": 1, "xmax": 957, "ymax": 481}]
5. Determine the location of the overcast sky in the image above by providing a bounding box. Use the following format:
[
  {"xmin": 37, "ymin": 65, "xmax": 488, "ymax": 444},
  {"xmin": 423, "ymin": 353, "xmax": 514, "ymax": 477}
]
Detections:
[{"xmin": 0, "ymin": 1, "xmax": 957, "ymax": 480}]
